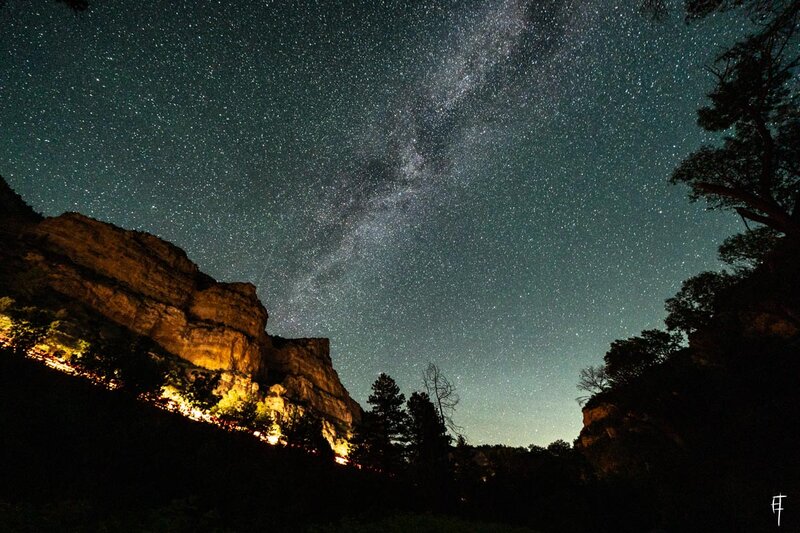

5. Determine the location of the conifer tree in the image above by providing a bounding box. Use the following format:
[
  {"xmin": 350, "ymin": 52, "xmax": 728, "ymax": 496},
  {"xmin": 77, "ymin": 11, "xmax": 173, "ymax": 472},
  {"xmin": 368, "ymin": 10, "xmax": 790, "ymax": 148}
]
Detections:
[
  {"xmin": 350, "ymin": 373, "xmax": 408, "ymax": 472},
  {"xmin": 406, "ymin": 391, "xmax": 451, "ymax": 472}
]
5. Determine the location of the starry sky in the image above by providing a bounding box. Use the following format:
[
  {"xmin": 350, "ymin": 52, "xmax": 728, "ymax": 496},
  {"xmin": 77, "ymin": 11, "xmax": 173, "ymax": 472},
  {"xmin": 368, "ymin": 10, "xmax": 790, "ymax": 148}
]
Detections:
[{"xmin": 1, "ymin": 0, "xmax": 747, "ymax": 446}]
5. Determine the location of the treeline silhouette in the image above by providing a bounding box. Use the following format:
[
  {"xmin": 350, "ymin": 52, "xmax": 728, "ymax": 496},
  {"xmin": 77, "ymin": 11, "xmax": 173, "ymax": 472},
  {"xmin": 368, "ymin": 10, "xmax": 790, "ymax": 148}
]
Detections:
[
  {"xmin": 572, "ymin": 0, "xmax": 800, "ymax": 530},
  {"xmin": 0, "ymin": 351, "xmax": 611, "ymax": 533}
]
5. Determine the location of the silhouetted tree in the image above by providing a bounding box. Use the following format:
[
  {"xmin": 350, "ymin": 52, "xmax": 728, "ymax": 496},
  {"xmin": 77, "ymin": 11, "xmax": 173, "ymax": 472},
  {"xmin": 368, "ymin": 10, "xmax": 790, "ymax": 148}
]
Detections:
[
  {"xmin": 452, "ymin": 435, "xmax": 479, "ymax": 484},
  {"xmin": 604, "ymin": 329, "xmax": 682, "ymax": 385},
  {"xmin": 351, "ymin": 373, "xmax": 408, "ymax": 472},
  {"xmin": 670, "ymin": 0, "xmax": 800, "ymax": 239},
  {"xmin": 664, "ymin": 271, "xmax": 739, "ymax": 334},
  {"xmin": 185, "ymin": 371, "xmax": 221, "ymax": 410},
  {"xmin": 349, "ymin": 411, "xmax": 381, "ymax": 468},
  {"xmin": 116, "ymin": 337, "xmax": 166, "ymax": 393},
  {"xmin": 406, "ymin": 391, "xmax": 451, "ymax": 474},
  {"xmin": 74, "ymin": 332, "xmax": 166, "ymax": 393},
  {"xmin": 422, "ymin": 363, "xmax": 460, "ymax": 433},
  {"xmin": 279, "ymin": 404, "xmax": 332, "ymax": 458},
  {"xmin": 576, "ymin": 365, "xmax": 610, "ymax": 404},
  {"xmin": 545, "ymin": 439, "xmax": 572, "ymax": 457},
  {"xmin": 718, "ymin": 226, "xmax": 782, "ymax": 270}
]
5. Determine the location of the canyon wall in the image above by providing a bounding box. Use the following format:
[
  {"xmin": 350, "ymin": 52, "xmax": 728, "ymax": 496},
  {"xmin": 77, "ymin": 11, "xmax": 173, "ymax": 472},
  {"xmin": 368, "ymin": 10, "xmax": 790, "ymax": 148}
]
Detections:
[{"xmin": 0, "ymin": 177, "xmax": 360, "ymax": 433}]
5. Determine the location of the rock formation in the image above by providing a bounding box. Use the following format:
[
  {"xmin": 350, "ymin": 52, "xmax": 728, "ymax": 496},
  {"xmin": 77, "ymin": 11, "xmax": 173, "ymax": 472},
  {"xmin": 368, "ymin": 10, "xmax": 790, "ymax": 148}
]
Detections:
[
  {"xmin": 0, "ymin": 176, "xmax": 360, "ymax": 435},
  {"xmin": 575, "ymin": 237, "xmax": 800, "ymax": 483}
]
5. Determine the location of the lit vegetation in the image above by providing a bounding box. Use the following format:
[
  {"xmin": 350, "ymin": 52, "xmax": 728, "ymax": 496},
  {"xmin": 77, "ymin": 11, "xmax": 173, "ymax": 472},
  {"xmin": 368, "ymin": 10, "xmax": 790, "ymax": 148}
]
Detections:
[{"xmin": 0, "ymin": 295, "xmax": 348, "ymax": 463}]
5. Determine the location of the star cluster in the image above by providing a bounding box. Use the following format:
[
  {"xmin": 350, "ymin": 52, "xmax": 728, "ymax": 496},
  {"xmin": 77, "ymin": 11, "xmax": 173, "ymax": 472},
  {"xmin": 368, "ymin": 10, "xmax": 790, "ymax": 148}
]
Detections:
[{"xmin": 0, "ymin": 0, "xmax": 745, "ymax": 445}]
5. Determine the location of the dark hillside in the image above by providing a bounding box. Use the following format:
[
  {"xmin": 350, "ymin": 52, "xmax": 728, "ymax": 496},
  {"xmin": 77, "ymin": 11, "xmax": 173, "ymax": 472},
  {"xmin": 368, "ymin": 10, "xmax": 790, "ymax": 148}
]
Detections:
[
  {"xmin": 0, "ymin": 175, "xmax": 41, "ymax": 229},
  {"xmin": 0, "ymin": 349, "xmax": 402, "ymax": 532},
  {"xmin": 577, "ymin": 239, "xmax": 800, "ymax": 531}
]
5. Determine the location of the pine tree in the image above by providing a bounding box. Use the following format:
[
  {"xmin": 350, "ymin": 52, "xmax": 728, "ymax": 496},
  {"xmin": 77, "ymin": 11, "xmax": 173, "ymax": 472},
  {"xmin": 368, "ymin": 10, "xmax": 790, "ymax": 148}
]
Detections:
[
  {"xmin": 406, "ymin": 391, "xmax": 451, "ymax": 468},
  {"xmin": 405, "ymin": 391, "xmax": 453, "ymax": 507},
  {"xmin": 351, "ymin": 373, "xmax": 408, "ymax": 472}
]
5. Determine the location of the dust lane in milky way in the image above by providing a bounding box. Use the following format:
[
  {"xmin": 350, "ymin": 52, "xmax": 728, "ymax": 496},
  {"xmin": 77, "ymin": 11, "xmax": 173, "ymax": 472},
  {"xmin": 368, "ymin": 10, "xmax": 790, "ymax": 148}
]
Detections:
[{"xmin": 0, "ymin": 0, "xmax": 745, "ymax": 445}]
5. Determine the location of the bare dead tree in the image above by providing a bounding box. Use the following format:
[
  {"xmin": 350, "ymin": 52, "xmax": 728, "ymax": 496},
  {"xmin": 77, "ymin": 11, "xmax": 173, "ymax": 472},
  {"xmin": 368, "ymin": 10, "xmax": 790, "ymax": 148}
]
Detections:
[
  {"xmin": 422, "ymin": 363, "xmax": 460, "ymax": 433},
  {"xmin": 576, "ymin": 365, "xmax": 611, "ymax": 406}
]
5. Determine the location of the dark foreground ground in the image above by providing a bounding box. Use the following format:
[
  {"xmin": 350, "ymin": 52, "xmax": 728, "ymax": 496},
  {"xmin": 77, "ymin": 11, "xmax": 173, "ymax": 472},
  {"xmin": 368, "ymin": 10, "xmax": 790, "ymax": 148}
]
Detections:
[{"xmin": 0, "ymin": 351, "xmax": 538, "ymax": 533}]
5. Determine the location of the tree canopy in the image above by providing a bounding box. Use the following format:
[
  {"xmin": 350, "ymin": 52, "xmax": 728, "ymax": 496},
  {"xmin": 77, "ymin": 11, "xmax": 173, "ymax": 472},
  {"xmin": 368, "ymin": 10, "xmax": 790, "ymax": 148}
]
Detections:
[
  {"xmin": 351, "ymin": 373, "xmax": 409, "ymax": 472},
  {"xmin": 406, "ymin": 391, "xmax": 451, "ymax": 469},
  {"xmin": 670, "ymin": 0, "xmax": 800, "ymax": 239},
  {"xmin": 664, "ymin": 270, "xmax": 738, "ymax": 334},
  {"xmin": 603, "ymin": 329, "xmax": 682, "ymax": 385}
]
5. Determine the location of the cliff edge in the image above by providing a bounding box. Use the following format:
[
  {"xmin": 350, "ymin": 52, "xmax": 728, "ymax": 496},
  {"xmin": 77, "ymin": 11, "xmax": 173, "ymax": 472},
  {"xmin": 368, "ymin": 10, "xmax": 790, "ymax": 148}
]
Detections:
[{"xmin": 0, "ymin": 176, "xmax": 360, "ymax": 433}]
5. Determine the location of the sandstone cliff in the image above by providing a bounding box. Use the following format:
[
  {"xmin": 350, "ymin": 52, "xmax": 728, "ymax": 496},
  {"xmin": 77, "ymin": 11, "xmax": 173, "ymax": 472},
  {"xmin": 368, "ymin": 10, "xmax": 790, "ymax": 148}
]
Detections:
[
  {"xmin": 25, "ymin": 213, "xmax": 268, "ymax": 376},
  {"xmin": 268, "ymin": 336, "xmax": 362, "ymax": 428},
  {"xmin": 0, "ymin": 176, "xmax": 360, "ymax": 434}
]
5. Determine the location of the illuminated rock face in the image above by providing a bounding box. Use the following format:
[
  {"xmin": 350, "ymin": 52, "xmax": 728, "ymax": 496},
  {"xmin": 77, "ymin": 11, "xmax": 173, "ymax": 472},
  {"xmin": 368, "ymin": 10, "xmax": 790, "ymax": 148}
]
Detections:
[
  {"xmin": 267, "ymin": 337, "xmax": 362, "ymax": 428},
  {"xmin": 26, "ymin": 213, "xmax": 268, "ymax": 376},
  {"xmin": 13, "ymin": 208, "xmax": 360, "ymax": 430}
]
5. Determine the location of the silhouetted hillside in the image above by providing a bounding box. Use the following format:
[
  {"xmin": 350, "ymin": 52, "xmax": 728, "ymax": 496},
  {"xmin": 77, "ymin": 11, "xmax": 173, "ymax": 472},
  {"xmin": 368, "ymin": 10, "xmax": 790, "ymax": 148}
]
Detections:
[
  {"xmin": 0, "ymin": 349, "xmax": 551, "ymax": 532},
  {"xmin": 576, "ymin": 239, "xmax": 800, "ymax": 532},
  {"xmin": 0, "ymin": 349, "xmax": 399, "ymax": 532}
]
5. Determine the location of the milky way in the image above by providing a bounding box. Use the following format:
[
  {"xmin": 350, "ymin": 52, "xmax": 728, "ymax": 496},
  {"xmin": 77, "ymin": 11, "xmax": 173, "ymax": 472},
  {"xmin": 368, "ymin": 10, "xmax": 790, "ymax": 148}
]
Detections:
[
  {"xmin": 285, "ymin": 0, "xmax": 586, "ymax": 329},
  {"xmin": 0, "ymin": 0, "xmax": 746, "ymax": 445}
]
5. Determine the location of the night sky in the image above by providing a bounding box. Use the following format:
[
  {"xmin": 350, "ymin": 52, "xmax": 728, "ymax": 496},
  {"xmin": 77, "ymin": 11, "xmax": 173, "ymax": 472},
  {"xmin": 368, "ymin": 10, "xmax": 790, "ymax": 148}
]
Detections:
[{"xmin": 1, "ymin": 0, "xmax": 747, "ymax": 446}]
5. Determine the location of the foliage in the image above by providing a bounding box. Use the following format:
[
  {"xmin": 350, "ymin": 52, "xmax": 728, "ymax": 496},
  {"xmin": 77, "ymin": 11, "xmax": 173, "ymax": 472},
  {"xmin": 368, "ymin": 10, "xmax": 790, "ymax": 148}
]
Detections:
[
  {"xmin": 349, "ymin": 411, "xmax": 382, "ymax": 468},
  {"xmin": 670, "ymin": 0, "xmax": 800, "ymax": 238},
  {"xmin": 664, "ymin": 270, "xmax": 739, "ymax": 334},
  {"xmin": 165, "ymin": 367, "xmax": 221, "ymax": 411},
  {"xmin": 212, "ymin": 389, "xmax": 259, "ymax": 427},
  {"xmin": 603, "ymin": 329, "xmax": 682, "ymax": 385},
  {"xmin": 452, "ymin": 435, "xmax": 481, "ymax": 487},
  {"xmin": 184, "ymin": 371, "xmax": 221, "ymax": 410},
  {"xmin": 545, "ymin": 439, "xmax": 572, "ymax": 457},
  {"xmin": 718, "ymin": 225, "xmax": 782, "ymax": 269},
  {"xmin": 73, "ymin": 332, "xmax": 166, "ymax": 393},
  {"xmin": 368, "ymin": 373, "xmax": 409, "ymax": 441},
  {"xmin": 278, "ymin": 404, "xmax": 332, "ymax": 457},
  {"xmin": 351, "ymin": 373, "xmax": 409, "ymax": 472},
  {"xmin": 7, "ymin": 307, "xmax": 52, "ymax": 356},
  {"xmin": 115, "ymin": 338, "xmax": 166, "ymax": 393},
  {"xmin": 405, "ymin": 391, "xmax": 451, "ymax": 476},
  {"xmin": 253, "ymin": 400, "xmax": 277, "ymax": 434},
  {"xmin": 0, "ymin": 296, "xmax": 14, "ymax": 313}
]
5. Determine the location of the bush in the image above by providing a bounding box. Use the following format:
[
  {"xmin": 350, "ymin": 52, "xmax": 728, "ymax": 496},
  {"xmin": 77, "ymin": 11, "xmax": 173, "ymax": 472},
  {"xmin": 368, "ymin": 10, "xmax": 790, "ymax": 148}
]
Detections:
[{"xmin": 7, "ymin": 307, "xmax": 52, "ymax": 356}]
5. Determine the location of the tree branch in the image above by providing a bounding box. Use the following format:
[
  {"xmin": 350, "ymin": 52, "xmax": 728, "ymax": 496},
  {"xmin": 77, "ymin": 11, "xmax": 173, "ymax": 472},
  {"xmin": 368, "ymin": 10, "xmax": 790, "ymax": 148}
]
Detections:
[
  {"xmin": 696, "ymin": 181, "xmax": 800, "ymax": 235},
  {"xmin": 736, "ymin": 207, "xmax": 780, "ymax": 227}
]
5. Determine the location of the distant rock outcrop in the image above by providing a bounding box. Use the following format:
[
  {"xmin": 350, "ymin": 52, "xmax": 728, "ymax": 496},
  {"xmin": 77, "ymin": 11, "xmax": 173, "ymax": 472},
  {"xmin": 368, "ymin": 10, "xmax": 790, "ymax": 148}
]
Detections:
[
  {"xmin": 574, "ymin": 238, "xmax": 800, "ymax": 523},
  {"xmin": 0, "ymin": 176, "xmax": 360, "ymax": 434}
]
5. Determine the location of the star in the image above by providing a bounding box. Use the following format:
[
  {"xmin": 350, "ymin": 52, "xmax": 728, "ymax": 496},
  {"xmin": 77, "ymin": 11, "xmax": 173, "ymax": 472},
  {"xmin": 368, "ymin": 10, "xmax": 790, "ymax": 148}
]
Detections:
[{"xmin": 0, "ymin": 0, "xmax": 745, "ymax": 446}]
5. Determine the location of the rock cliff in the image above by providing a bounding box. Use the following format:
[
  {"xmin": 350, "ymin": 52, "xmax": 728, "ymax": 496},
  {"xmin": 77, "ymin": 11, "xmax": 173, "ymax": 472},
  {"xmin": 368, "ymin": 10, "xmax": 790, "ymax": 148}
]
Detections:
[
  {"xmin": 25, "ymin": 213, "xmax": 269, "ymax": 376},
  {"xmin": 575, "ymin": 238, "xmax": 800, "ymax": 480},
  {"xmin": 0, "ymin": 176, "xmax": 360, "ymax": 434}
]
